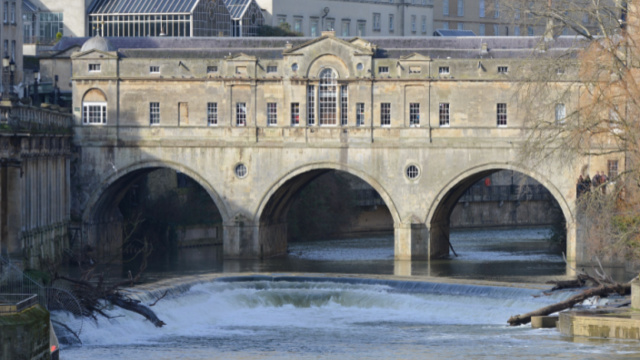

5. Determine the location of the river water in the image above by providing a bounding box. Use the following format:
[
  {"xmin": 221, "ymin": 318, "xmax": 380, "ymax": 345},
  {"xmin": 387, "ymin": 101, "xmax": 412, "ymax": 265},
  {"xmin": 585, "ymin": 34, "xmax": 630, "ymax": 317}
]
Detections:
[{"xmin": 58, "ymin": 228, "xmax": 640, "ymax": 359}]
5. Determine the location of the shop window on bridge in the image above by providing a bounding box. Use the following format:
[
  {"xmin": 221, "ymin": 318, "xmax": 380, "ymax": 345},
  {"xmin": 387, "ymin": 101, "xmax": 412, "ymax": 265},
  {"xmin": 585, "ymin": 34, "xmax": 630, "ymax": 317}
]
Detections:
[
  {"xmin": 381, "ymin": 103, "xmax": 391, "ymax": 127},
  {"xmin": 439, "ymin": 103, "xmax": 450, "ymax": 126},
  {"xmin": 409, "ymin": 103, "xmax": 420, "ymax": 127},
  {"xmin": 497, "ymin": 103, "xmax": 507, "ymax": 127},
  {"xmin": 83, "ymin": 102, "xmax": 107, "ymax": 125},
  {"xmin": 307, "ymin": 85, "xmax": 315, "ymax": 125},
  {"xmin": 236, "ymin": 102, "xmax": 247, "ymax": 126},
  {"xmin": 319, "ymin": 69, "xmax": 338, "ymax": 126},
  {"xmin": 356, "ymin": 103, "xmax": 365, "ymax": 127},
  {"xmin": 82, "ymin": 89, "xmax": 108, "ymax": 125},
  {"xmin": 291, "ymin": 103, "xmax": 300, "ymax": 126}
]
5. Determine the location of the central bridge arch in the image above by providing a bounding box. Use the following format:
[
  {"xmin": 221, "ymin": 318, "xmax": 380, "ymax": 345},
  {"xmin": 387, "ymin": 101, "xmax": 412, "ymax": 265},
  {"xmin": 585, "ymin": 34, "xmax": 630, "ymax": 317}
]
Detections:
[
  {"xmin": 426, "ymin": 162, "xmax": 575, "ymax": 260},
  {"xmin": 255, "ymin": 162, "xmax": 401, "ymax": 258}
]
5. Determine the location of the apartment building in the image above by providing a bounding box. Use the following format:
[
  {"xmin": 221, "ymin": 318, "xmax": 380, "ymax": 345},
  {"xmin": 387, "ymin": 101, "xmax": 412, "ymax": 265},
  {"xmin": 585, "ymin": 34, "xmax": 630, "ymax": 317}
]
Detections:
[{"xmin": 256, "ymin": 0, "xmax": 434, "ymax": 37}]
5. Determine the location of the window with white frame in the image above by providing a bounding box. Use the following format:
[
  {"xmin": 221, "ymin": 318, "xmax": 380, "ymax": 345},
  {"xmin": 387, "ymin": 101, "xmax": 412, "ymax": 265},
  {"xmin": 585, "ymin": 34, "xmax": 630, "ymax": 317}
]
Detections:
[
  {"xmin": 439, "ymin": 103, "xmax": 450, "ymax": 126},
  {"xmin": 311, "ymin": 18, "xmax": 319, "ymax": 36},
  {"xmin": 389, "ymin": 14, "xmax": 394, "ymax": 32},
  {"xmin": 340, "ymin": 85, "xmax": 348, "ymax": 126},
  {"xmin": 555, "ymin": 103, "xmax": 566, "ymax": 123},
  {"xmin": 608, "ymin": 160, "xmax": 619, "ymax": 179},
  {"xmin": 10, "ymin": 1, "xmax": 15, "ymax": 23},
  {"xmin": 294, "ymin": 17, "xmax": 302, "ymax": 33},
  {"xmin": 409, "ymin": 103, "xmax": 420, "ymax": 127},
  {"xmin": 267, "ymin": 103, "xmax": 277, "ymax": 126},
  {"xmin": 149, "ymin": 102, "xmax": 160, "ymax": 125},
  {"xmin": 342, "ymin": 20, "xmax": 350, "ymax": 36},
  {"xmin": 291, "ymin": 103, "xmax": 300, "ymax": 126},
  {"xmin": 443, "ymin": 0, "xmax": 449, "ymax": 16},
  {"xmin": 411, "ymin": 15, "xmax": 416, "ymax": 32},
  {"xmin": 439, "ymin": 66, "xmax": 450, "ymax": 75},
  {"xmin": 83, "ymin": 102, "xmax": 107, "ymax": 125},
  {"xmin": 479, "ymin": 23, "xmax": 486, "ymax": 36},
  {"xmin": 3, "ymin": 2, "xmax": 7, "ymax": 23},
  {"xmin": 497, "ymin": 103, "xmax": 507, "ymax": 127},
  {"xmin": 379, "ymin": 66, "xmax": 389, "ymax": 74},
  {"xmin": 307, "ymin": 85, "xmax": 315, "ymax": 125},
  {"xmin": 356, "ymin": 103, "xmax": 365, "ymax": 126},
  {"xmin": 267, "ymin": 65, "xmax": 277, "ymax": 73},
  {"xmin": 381, "ymin": 103, "xmax": 391, "ymax": 127},
  {"xmin": 373, "ymin": 13, "xmax": 381, "ymax": 31},
  {"xmin": 277, "ymin": 15, "xmax": 286, "ymax": 25},
  {"xmin": 236, "ymin": 103, "xmax": 247, "ymax": 126},
  {"xmin": 150, "ymin": 65, "xmax": 160, "ymax": 73},
  {"xmin": 89, "ymin": 64, "xmax": 101, "ymax": 72},
  {"xmin": 458, "ymin": 0, "xmax": 464, "ymax": 16},
  {"xmin": 421, "ymin": 16, "xmax": 427, "ymax": 33},
  {"xmin": 319, "ymin": 68, "xmax": 337, "ymax": 126},
  {"xmin": 326, "ymin": 18, "xmax": 335, "ymax": 31},
  {"xmin": 357, "ymin": 20, "xmax": 366, "ymax": 36},
  {"xmin": 479, "ymin": 0, "xmax": 485, "ymax": 17},
  {"xmin": 207, "ymin": 102, "xmax": 218, "ymax": 126},
  {"xmin": 497, "ymin": 66, "xmax": 508, "ymax": 74}
]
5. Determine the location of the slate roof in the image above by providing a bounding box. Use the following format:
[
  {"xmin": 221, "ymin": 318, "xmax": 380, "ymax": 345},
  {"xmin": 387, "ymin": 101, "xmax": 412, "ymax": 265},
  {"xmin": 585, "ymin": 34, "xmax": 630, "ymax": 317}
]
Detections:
[
  {"xmin": 87, "ymin": 0, "xmax": 199, "ymax": 14},
  {"xmin": 53, "ymin": 35, "xmax": 589, "ymax": 60},
  {"xmin": 223, "ymin": 0, "xmax": 252, "ymax": 20},
  {"xmin": 22, "ymin": 0, "xmax": 37, "ymax": 13},
  {"xmin": 434, "ymin": 29, "xmax": 477, "ymax": 37}
]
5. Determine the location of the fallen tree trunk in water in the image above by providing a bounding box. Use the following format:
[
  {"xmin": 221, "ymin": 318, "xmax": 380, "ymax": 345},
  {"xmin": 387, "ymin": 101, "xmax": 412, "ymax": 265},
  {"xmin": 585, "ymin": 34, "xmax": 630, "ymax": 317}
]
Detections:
[
  {"xmin": 507, "ymin": 283, "xmax": 630, "ymax": 326},
  {"xmin": 107, "ymin": 294, "xmax": 166, "ymax": 327}
]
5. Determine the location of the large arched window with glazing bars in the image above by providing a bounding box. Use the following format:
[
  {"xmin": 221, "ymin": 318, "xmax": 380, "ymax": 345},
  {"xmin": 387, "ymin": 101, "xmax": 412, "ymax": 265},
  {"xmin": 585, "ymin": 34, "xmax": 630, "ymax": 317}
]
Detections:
[{"xmin": 306, "ymin": 68, "xmax": 348, "ymax": 126}]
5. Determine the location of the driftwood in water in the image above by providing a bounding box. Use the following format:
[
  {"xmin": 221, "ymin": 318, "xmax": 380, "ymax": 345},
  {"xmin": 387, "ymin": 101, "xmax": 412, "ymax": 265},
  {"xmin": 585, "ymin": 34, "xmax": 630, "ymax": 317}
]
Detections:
[
  {"xmin": 507, "ymin": 283, "xmax": 630, "ymax": 326},
  {"xmin": 107, "ymin": 295, "xmax": 166, "ymax": 327},
  {"xmin": 546, "ymin": 274, "xmax": 595, "ymax": 291}
]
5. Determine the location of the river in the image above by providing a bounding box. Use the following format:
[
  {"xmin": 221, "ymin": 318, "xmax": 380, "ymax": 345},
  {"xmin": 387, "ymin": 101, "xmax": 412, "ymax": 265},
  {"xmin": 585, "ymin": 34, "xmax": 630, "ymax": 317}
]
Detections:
[{"xmin": 57, "ymin": 227, "xmax": 640, "ymax": 359}]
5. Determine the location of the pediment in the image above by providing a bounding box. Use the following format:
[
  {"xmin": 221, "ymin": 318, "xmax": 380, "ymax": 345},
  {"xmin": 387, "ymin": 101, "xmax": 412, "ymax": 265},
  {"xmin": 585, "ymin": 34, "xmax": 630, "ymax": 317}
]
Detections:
[
  {"xmin": 400, "ymin": 53, "xmax": 431, "ymax": 62},
  {"xmin": 71, "ymin": 48, "xmax": 118, "ymax": 59},
  {"xmin": 348, "ymin": 37, "xmax": 375, "ymax": 51},
  {"xmin": 226, "ymin": 53, "xmax": 258, "ymax": 62},
  {"xmin": 284, "ymin": 35, "xmax": 373, "ymax": 57}
]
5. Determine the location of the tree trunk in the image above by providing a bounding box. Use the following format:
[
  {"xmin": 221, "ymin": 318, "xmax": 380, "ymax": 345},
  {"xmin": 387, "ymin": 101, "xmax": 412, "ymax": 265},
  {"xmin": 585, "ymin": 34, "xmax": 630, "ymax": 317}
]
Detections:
[{"xmin": 507, "ymin": 283, "xmax": 630, "ymax": 326}]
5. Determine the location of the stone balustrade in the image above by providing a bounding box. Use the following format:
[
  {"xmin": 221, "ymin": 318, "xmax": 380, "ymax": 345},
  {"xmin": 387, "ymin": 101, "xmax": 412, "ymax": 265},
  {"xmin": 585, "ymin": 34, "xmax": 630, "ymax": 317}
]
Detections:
[{"xmin": 0, "ymin": 102, "xmax": 72, "ymax": 132}]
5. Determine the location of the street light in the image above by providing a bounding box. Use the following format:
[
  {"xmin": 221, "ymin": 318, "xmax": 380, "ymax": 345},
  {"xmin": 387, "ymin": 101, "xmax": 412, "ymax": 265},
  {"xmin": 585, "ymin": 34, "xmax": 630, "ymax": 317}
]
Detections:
[
  {"xmin": 9, "ymin": 58, "xmax": 15, "ymax": 97},
  {"xmin": 2, "ymin": 55, "xmax": 9, "ymax": 99},
  {"xmin": 33, "ymin": 68, "xmax": 39, "ymax": 106}
]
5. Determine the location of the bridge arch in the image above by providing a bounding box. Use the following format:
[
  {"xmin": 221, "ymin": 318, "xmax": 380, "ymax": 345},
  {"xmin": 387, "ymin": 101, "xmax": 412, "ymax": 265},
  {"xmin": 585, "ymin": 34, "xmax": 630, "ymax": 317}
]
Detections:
[
  {"xmin": 81, "ymin": 160, "xmax": 229, "ymax": 259},
  {"xmin": 426, "ymin": 162, "xmax": 574, "ymax": 259},
  {"xmin": 254, "ymin": 162, "xmax": 400, "ymax": 257}
]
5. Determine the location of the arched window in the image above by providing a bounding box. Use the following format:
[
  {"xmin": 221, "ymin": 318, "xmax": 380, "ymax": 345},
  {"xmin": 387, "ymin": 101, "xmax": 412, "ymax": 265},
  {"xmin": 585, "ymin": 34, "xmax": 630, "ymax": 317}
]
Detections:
[
  {"xmin": 318, "ymin": 68, "xmax": 337, "ymax": 126},
  {"xmin": 82, "ymin": 89, "xmax": 107, "ymax": 125}
]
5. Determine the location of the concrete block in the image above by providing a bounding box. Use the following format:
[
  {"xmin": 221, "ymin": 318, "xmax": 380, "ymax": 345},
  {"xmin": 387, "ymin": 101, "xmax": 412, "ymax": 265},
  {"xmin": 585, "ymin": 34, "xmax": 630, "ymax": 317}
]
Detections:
[
  {"xmin": 632, "ymin": 279, "xmax": 640, "ymax": 310},
  {"xmin": 531, "ymin": 315, "xmax": 559, "ymax": 328}
]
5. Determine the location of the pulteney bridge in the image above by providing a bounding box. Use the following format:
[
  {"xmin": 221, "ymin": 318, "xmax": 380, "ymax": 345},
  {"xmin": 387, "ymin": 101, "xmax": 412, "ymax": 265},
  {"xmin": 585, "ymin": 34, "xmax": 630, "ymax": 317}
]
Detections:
[{"xmin": 66, "ymin": 35, "xmax": 609, "ymax": 265}]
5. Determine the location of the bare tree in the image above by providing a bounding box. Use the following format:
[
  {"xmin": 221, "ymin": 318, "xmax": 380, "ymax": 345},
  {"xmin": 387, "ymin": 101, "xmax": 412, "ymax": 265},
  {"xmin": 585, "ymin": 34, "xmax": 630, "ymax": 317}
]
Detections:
[{"xmin": 499, "ymin": 1, "xmax": 640, "ymax": 263}]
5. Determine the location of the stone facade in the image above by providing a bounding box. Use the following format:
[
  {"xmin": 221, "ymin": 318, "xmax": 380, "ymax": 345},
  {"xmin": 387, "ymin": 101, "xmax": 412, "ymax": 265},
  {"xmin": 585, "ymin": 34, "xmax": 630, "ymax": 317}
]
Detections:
[
  {"xmin": 69, "ymin": 34, "xmax": 623, "ymax": 264},
  {"xmin": 0, "ymin": 103, "xmax": 72, "ymax": 267},
  {"xmin": 256, "ymin": 0, "xmax": 433, "ymax": 37}
]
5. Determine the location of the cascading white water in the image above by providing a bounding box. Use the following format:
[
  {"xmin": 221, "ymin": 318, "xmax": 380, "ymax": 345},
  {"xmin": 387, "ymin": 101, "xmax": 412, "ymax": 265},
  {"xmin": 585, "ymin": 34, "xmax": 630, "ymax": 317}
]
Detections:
[{"xmin": 58, "ymin": 277, "xmax": 640, "ymax": 360}]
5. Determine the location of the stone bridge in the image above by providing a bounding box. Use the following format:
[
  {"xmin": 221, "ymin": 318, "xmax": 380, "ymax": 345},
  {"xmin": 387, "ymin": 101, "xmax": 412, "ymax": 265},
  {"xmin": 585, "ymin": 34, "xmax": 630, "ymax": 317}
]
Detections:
[
  {"xmin": 68, "ymin": 35, "xmax": 608, "ymax": 264},
  {"xmin": 0, "ymin": 101, "xmax": 72, "ymax": 267}
]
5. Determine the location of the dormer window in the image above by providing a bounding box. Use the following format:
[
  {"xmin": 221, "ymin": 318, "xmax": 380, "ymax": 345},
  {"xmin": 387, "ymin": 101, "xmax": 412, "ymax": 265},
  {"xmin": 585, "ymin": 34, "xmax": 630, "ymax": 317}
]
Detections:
[
  {"xmin": 409, "ymin": 66, "xmax": 421, "ymax": 74},
  {"xmin": 236, "ymin": 66, "xmax": 247, "ymax": 75},
  {"xmin": 267, "ymin": 65, "xmax": 278, "ymax": 73},
  {"xmin": 89, "ymin": 63, "xmax": 101, "ymax": 72},
  {"xmin": 439, "ymin": 66, "xmax": 450, "ymax": 75},
  {"xmin": 150, "ymin": 65, "xmax": 160, "ymax": 74},
  {"xmin": 378, "ymin": 66, "xmax": 389, "ymax": 74},
  {"xmin": 207, "ymin": 65, "xmax": 218, "ymax": 73},
  {"xmin": 498, "ymin": 66, "xmax": 509, "ymax": 74}
]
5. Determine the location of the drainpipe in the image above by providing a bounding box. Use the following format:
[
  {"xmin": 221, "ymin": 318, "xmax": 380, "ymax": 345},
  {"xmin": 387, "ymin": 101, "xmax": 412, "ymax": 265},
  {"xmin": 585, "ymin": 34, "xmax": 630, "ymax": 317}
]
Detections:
[{"xmin": 321, "ymin": 7, "xmax": 330, "ymax": 32}]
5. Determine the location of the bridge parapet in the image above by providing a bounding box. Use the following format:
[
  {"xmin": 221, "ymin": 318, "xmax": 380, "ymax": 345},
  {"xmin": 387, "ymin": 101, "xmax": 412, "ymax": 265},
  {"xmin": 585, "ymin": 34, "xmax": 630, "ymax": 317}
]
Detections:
[{"xmin": 0, "ymin": 102, "xmax": 72, "ymax": 133}]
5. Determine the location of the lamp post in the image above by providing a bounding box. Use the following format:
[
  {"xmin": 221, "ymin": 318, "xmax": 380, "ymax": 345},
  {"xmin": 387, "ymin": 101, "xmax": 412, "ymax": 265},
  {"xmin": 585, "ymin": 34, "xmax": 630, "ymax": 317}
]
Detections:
[
  {"xmin": 53, "ymin": 74, "xmax": 59, "ymax": 106},
  {"xmin": 8, "ymin": 58, "xmax": 15, "ymax": 97},
  {"xmin": 2, "ymin": 55, "xmax": 9, "ymax": 99},
  {"xmin": 33, "ymin": 68, "xmax": 39, "ymax": 106}
]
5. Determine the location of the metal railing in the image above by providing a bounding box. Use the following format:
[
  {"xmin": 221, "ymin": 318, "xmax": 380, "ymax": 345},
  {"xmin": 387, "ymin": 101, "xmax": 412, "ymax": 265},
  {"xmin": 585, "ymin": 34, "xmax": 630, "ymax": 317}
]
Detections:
[
  {"xmin": 0, "ymin": 294, "xmax": 38, "ymax": 314},
  {"xmin": 458, "ymin": 184, "xmax": 551, "ymax": 203},
  {"xmin": 0, "ymin": 255, "xmax": 83, "ymax": 343}
]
